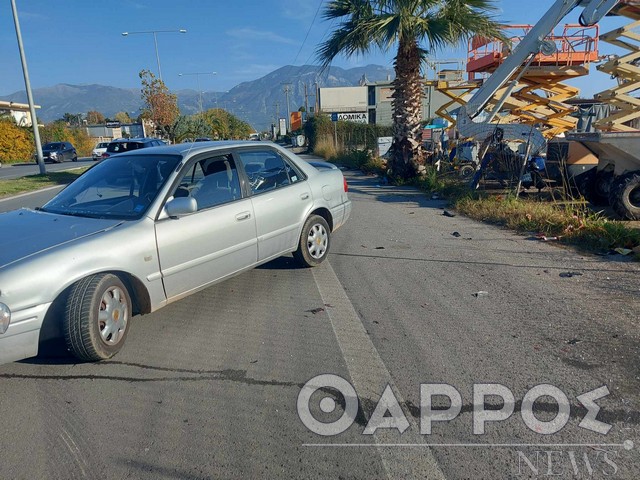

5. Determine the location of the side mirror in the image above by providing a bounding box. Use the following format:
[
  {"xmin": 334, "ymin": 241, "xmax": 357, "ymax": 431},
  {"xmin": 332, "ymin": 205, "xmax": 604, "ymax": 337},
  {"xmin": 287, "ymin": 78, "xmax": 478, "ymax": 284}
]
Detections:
[{"xmin": 164, "ymin": 196, "xmax": 197, "ymax": 218}]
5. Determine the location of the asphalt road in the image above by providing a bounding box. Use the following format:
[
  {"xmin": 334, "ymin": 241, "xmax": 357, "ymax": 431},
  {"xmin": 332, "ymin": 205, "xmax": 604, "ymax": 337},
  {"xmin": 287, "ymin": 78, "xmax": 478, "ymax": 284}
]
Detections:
[
  {"xmin": 0, "ymin": 169, "xmax": 638, "ymax": 479},
  {"xmin": 0, "ymin": 157, "xmax": 94, "ymax": 179}
]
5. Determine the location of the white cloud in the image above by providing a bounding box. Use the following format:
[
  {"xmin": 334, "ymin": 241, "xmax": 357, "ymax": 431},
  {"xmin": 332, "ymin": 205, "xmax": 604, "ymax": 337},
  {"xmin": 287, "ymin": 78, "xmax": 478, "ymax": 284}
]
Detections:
[
  {"xmin": 279, "ymin": 0, "xmax": 319, "ymax": 20},
  {"xmin": 227, "ymin": 28, "xmax": 298, "ymax": 45},
  {"xmin": 17, "ymin": 11, "xmax": 48, "ymax": 21},
  {"xmin": 233, "ymin": 64, "xmax": 281, "ymax": 77}
]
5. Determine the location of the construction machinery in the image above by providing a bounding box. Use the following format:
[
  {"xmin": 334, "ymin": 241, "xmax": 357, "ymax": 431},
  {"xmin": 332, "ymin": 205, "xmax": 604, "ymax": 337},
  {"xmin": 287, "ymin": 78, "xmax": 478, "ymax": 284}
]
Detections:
[
  {"xmin": 454, "ymin": 0, "xmax": 640, "ymax": 219},
  {"xmin": 566, "ymin": 0, "xmax": 640, "ymax": 219}
]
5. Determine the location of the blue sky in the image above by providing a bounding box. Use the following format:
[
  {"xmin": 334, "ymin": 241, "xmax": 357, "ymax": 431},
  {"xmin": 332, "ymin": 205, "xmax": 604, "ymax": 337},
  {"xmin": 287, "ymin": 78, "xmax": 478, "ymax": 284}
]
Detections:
[{"xmin": 0, "ymin": 0, "xmax": 630, "ymax": 97}]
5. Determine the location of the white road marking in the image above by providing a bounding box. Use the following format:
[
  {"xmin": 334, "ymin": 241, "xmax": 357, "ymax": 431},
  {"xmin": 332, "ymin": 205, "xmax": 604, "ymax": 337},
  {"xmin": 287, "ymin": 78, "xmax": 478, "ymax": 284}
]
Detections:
[{"xmin": 312, "ymin": 261, "xmax": 447, "ymax": 480}]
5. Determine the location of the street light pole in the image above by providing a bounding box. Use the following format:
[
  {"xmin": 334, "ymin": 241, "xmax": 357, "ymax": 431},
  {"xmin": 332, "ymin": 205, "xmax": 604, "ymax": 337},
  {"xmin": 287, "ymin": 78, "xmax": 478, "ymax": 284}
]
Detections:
[
  {"xmin": 178, "ymin": 72, "xmax": 217, "ymax": 113},
  {"xmin": 121, "ymin": 29, "xmax": 186, "ymax": 82},
  {"xmin": 282, "ymin": 83, "xmax": 292, "ymax": 133},
  {"xmin": 10, "ymin": 0, "xmax": 45, "ymax": 174}
]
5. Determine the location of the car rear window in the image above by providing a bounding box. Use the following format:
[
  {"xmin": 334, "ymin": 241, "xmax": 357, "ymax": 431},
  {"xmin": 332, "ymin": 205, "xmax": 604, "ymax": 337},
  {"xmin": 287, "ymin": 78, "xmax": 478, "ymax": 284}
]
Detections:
[{"xmin": 107, "ymin": 142, "xmax": 143, "ymax": 154}]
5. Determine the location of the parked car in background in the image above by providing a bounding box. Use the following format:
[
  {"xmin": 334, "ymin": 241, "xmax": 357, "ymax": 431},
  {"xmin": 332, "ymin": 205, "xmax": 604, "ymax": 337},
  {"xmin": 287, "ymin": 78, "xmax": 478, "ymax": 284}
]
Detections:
[
  {"xmin": 35, "ymin": 142, "xmax": 77, "ymax": 163},
  {"xmin": 92, "ymin": 142, "xmax": 109, "ymax": 160},
  {"xmin": 0, "ymin": 141, "xmax": 351, "ymax": 365},
  {"xmin": 101, "ymin": 137, "xmax": 166, "ymax": 159}
]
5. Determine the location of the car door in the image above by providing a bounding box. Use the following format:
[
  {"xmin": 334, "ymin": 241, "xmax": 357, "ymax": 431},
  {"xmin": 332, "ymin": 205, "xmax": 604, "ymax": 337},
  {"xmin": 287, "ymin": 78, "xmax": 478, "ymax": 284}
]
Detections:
[
  {"xmin": 235, "ymin": 148, "xmax": 312, "ymax": 262},
  {"xmin": 155, "ymin": 153, "xmax": 258, "ymax": 299},
  {"xmin": 62, "ymin": 142, "xmax": 71, "ymax": 161}
]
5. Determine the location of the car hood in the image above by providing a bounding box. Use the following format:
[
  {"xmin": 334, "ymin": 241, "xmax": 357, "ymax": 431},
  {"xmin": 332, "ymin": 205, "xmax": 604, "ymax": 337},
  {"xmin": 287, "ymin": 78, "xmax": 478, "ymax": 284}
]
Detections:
[{"xmin": 0, "ymin": 209, "xmax": 123, "ymax": 270}]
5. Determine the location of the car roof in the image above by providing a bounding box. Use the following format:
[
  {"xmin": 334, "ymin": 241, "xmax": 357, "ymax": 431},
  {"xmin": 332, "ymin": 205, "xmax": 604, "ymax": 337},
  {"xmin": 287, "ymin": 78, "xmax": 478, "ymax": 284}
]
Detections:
[{"xmin": 121, "ymin": 140, "xmax": 280, "ymax": 158}]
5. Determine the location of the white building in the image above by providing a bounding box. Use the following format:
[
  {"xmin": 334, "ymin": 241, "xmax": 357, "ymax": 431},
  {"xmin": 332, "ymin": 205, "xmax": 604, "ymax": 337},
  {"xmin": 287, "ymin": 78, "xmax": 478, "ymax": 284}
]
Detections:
[{"xmin": 0, "ymin": 100, "xmax": 40, "ymax": 127}]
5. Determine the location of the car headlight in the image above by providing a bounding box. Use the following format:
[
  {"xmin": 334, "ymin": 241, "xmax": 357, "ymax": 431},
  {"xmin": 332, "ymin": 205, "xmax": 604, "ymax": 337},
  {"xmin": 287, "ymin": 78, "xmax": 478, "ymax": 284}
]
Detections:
[
  {"xmin": 0, "ymin": 303, "xmax": 10, "ymax": 334},
  {"xmin": 50, "ymin": 152, "xmax": 58, "ymax": 158}
]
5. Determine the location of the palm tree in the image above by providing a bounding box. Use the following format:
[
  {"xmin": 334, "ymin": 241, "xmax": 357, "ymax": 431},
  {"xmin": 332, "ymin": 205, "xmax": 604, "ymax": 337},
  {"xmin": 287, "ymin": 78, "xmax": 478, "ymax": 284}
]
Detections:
[{"xmin": 317, "ymin": 0, "xmax": 503, "ymax": 179}]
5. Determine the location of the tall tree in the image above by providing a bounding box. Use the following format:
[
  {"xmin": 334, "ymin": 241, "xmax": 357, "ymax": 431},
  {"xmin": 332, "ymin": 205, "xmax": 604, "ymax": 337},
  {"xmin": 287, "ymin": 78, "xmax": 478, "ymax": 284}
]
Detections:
[
  {"xmin": 139, "ymin": 69, "xmax": 180, "ymax": 137},
  {"xmin": 86, "ymin": 110, "xmax": 105, "ymax": 124},
  {"xmin": 317, "ymin": 0, "xmax": 503, "ymax": 179},
  {"xmin": 114, "ymin": 111, "xmax": 133, "ymax": 124}
]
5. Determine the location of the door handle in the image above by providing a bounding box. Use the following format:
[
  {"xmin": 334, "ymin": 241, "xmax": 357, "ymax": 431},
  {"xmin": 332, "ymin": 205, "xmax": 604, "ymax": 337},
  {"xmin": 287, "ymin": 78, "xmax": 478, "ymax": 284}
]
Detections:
[
  {"xmin": 235, "ymin": 211, "xmax": 251, "ymax": 221},
  {"xmin": 300, "ymin": 193, "xmax": 310, "ymax": 200}
]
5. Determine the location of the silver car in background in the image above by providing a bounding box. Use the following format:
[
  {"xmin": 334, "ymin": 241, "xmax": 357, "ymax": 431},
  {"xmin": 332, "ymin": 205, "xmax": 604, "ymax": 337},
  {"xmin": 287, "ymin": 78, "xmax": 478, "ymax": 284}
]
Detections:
[{"xmin": 0, "ymin": 141, "xmax": 351, "ymax": 364}]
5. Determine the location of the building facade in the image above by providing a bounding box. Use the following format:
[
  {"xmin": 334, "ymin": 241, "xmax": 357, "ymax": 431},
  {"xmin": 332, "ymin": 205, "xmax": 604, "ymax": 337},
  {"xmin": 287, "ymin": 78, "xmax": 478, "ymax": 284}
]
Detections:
[{"xmin": 318, "ymin": 80, "xmax": 453, "ymax": 126}]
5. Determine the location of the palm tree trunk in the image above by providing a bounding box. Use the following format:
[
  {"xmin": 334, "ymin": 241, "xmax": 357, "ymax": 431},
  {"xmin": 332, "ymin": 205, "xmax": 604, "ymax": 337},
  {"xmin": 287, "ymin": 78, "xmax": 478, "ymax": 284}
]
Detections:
[{"xmin": 389, "ymin": 38, "xmax": 425, "ymax": 179}]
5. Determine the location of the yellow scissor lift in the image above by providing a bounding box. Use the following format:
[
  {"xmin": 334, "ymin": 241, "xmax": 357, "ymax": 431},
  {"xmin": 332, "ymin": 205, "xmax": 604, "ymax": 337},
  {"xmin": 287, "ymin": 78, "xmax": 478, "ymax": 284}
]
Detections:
[
  {"xmin": 566, "ymin": 0, "xmax": 640, "ymax": 219},
  {"xmin": 465, "ymin": 24, "xmax": 600, "ymax": 138},
  {"xmin": 594, "ymin": 2, "xmax": 640, "ymax": 130}
]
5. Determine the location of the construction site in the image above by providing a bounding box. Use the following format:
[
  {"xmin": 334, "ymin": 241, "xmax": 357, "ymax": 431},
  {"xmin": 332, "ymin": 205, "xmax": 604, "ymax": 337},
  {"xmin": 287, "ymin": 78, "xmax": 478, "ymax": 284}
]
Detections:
[{"xmin": 427, "ymin": 0, "xmax": 640, "ymax": 221}]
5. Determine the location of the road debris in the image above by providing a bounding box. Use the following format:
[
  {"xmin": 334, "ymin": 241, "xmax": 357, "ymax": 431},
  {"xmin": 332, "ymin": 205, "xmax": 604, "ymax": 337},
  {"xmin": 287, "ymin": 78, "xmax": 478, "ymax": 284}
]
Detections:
[
  {"xmin": 306, "ymin": 307, "xmax": 325, "ymax": 315},
  {"xmin": 559, "ymin": 272, "xmax": 583, "ymax": 278},
  {"xmin": 472, "ymin": 291, "xmax": 489, "ymax": 298},
  {"xmin": 375, "ymin": 246, "xmax": 385, "ymax": 250},
  {"xmin": 566, "ymin": 338, "xmax": 582, "ymax": 345},
  {"xmin": 614, "ymin": 248, "xmax": 633, "ymax": 256},
  {"xmin": 451, "ymin": 232, "xmax": 461, "ymax": 237},
  {"xmin": 443, "ymin": 210, "xmax": 456, "ymax": 218}
]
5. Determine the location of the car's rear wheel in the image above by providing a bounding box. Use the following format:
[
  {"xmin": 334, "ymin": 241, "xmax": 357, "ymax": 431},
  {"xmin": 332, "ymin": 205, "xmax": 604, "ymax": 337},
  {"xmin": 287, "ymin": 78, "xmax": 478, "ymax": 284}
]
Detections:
[
  {"xmin": 294, "ymin": 214, "xmax": 331, "ymax": 267},
  {"xmin": 63, "ymin": 273, "xmax": 132, "ymax": 362}
]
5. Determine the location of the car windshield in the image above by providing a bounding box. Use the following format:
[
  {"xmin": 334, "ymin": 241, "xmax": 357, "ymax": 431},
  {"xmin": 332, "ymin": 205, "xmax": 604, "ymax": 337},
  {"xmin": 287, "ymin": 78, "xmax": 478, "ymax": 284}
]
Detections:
[
  {"xmin": 98, "ymin": 142, "xmax": 108, "ymax": 148},
  {"xmin": 44, "ymin": 143, "xmax": 62, "ymax": 150},
  {"xmin": 41, "ymin": 154, "xmax": 182, "ymax": 220}
]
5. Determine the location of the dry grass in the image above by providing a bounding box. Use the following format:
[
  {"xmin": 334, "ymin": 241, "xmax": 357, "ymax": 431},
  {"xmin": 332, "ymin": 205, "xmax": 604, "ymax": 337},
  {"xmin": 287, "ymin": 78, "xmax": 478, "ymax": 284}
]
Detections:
[
  {"xmin": 313, "ymin": 137, "xmax": 339, "ymax": 160},
  {"xmin": 455, "ymin": 195, "xmax": 640, "ymax": 253}
]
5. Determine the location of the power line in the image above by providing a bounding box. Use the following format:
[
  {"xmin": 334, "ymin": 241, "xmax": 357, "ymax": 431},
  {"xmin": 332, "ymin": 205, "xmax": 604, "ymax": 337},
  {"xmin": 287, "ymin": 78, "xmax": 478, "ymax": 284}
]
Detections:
[{"xmin": 290, "ymin": 0, "xmax": 324, "ymax": 67}]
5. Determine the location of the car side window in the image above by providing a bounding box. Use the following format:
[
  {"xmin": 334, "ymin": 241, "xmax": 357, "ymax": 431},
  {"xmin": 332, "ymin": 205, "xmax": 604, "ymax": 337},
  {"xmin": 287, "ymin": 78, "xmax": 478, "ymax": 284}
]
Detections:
[
  {"xmin": 172, "ymin": 154, "xmax": 241, "ymax": 211},
  {"xmin": 237, "ymin": 150, "xmax": 301, "ymax": 194}
]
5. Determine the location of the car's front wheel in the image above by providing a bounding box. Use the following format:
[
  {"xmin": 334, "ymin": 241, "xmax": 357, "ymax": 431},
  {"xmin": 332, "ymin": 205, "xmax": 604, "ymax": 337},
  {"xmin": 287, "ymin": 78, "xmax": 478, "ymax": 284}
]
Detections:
[
  {"xmin": 294, "ymin": 214, "xmax": 331, "ymax": 267},
  {"xmin": 63, "ymin": 273, "xmax": 132, "ymax": 362}
]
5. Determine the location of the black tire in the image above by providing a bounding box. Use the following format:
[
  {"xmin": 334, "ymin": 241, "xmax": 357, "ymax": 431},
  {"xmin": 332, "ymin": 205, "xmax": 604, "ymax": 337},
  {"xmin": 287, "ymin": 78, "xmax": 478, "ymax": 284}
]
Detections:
[
  {"xmin": 72, "ymin": 155, "xmax": 78, "ymax": 162},
  {"xmin": 459, "ymin": 164, "xmax": 475, "ymax": 179},
  {"xmin": 584, "ymin": 170, "xmax": 613, "ymax": 206},
  {"xmin": 63, "ymin": 273, "xmax": 132, "ymax": 362},
  {"xmin": 293, "ymin": 214, "xmax": 331, "ymax": 267},
  {"xmin": 609, "ymin": 172, "xmax": 640, "ymax": 220}
]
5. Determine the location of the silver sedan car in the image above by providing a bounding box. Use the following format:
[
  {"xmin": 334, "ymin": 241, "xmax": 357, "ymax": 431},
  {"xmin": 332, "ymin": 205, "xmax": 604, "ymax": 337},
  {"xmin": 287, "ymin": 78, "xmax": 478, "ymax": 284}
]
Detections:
[{"xmin": 0, "ymin": 141, "xmax": 351, "ymax": 364}]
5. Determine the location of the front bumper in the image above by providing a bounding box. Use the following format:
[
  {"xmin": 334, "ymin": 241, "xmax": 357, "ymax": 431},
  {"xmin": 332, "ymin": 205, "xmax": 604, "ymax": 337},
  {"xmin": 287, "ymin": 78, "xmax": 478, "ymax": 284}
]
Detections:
[{"xmin": 0, "ymin": 303, "xmax": 50, "ymax": 365}]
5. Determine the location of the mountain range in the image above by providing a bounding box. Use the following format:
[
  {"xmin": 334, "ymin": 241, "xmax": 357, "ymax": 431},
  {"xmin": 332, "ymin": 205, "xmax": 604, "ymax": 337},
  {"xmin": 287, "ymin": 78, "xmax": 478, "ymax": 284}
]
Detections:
[{"xmin": 0, "ymin": 64, "xmax": 394, "ymax": 131}]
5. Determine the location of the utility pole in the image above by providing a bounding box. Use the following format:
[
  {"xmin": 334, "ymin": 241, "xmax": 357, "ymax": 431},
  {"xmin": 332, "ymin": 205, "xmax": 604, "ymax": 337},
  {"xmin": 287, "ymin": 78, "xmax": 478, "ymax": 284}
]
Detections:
[
  {"xmin": 273, "ymin": 102, "xmax": 280, "ymax": 138},
  {"xmin": 314, "ymin": 81, "xmax": 320, "ymax": 115},
  {"xmin": 11, "ymin": 0, "xmax": 45, "ymax": 174},
  {"xmin": 304, "ymin": 84, "xmax": 309, "ymax": 119},
  {"xmin": 281, "ymin": 83, "xmax": 292, "ymax": 132}
]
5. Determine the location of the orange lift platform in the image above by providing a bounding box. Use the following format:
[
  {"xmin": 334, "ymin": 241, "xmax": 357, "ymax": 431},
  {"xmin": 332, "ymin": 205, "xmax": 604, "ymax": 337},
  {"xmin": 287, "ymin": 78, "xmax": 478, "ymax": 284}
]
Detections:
[{"xmin": 463, "ymin": 24, "xmax": 600, "ymax": 138}]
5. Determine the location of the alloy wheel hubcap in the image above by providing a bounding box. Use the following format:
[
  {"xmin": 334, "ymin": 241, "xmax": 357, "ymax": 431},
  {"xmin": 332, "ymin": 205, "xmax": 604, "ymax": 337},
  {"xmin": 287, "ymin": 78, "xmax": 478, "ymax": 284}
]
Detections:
[
  {"xmin": 98, "ymin": 286, "xmax": 128, "ymax": 345},
  {"xmin": 307, "ymin": 224, "xmax": 328, "ymax": 259}
]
